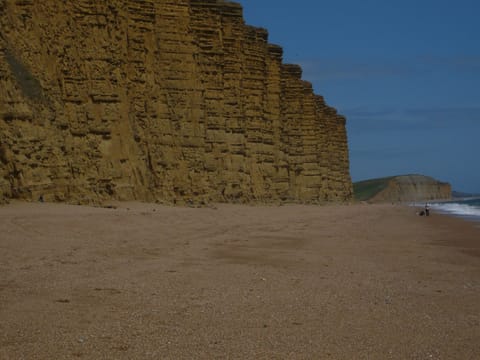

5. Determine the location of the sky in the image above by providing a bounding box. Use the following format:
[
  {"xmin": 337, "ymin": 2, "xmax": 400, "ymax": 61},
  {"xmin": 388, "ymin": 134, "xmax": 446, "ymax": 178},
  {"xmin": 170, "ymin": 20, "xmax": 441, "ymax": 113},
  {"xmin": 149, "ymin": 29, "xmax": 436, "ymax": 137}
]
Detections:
[{"xmin": 239, "ymin": 0, "xmax": 480, "ymax": 193}]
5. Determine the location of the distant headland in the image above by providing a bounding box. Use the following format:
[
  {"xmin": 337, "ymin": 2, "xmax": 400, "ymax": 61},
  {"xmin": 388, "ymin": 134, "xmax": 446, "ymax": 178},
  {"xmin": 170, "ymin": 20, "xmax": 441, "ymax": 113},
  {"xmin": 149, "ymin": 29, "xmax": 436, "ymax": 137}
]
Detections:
[{"xmin": 353, "ymin": 174, "xmax": 452, "ymax": 203}]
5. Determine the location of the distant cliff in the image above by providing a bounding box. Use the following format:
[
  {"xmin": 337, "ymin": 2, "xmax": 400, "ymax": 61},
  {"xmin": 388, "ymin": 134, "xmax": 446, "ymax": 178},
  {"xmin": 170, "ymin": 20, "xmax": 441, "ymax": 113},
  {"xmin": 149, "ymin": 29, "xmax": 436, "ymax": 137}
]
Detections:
[
  {"xmin": 0, "ymin": 0, "xmax": 352, "ymax": 205},
  {"xmin": 354, "ymin": 175, "xmax": 452, "ymax": 203}
]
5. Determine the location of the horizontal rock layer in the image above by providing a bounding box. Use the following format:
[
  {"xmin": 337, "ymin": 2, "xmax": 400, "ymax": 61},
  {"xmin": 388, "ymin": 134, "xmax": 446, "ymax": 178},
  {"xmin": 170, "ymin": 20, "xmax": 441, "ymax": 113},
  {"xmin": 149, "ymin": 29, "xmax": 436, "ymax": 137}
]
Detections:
[
  {"xmin": 371, "ymin": 175, "xmax": 451, "ymax": 203},
  {"xmin": 0, "ymin": 0, "xmax": 352, "ymax": 205}
]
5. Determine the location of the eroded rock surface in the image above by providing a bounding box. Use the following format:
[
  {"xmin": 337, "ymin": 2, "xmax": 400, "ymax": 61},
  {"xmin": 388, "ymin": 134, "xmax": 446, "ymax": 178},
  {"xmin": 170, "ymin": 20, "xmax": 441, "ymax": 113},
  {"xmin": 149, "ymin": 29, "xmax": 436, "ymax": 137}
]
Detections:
[
  {"xmin": 0, "ymin": 0, "xmax": 352, "ymax": 205},
  {"xmin": 371, "ymin": 175, "xmax": 451, "ymax": 203}
]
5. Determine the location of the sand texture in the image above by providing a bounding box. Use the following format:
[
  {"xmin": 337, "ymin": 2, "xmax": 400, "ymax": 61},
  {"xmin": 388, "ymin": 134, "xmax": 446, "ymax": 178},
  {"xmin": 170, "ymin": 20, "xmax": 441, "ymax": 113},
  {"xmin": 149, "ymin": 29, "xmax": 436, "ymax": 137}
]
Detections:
[{"xmin": 1, "ymin": 202, "xmax": 479, "ymax": 359}]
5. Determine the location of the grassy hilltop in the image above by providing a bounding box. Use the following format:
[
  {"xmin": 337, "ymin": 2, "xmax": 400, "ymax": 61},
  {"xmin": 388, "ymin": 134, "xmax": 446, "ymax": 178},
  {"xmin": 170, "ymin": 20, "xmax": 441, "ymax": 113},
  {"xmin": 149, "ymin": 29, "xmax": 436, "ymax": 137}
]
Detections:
[
  {"xmin": 353, "ymin": 175, "xmax": 451, "ymax": 203},
  {"xmin": 353, "ymin": 177, "xmax": 394, "ymax": 202}
]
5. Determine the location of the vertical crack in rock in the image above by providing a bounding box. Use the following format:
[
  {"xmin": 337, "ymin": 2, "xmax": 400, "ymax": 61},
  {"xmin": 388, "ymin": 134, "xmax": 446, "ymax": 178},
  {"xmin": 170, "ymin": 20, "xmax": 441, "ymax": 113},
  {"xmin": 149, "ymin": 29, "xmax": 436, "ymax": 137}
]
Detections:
[{"xmin": 0, "ymin": 0, "xmax": 353, "ymax": 205}]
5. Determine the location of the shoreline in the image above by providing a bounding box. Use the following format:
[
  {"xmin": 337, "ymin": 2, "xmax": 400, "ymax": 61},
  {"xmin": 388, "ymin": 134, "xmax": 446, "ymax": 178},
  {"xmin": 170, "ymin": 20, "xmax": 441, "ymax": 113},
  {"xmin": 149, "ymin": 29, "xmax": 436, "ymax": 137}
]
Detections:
[
  {"xmin": 1, "ymin": 202, "xmax": 479, "ymax": 358},
  {"xmin": 401, "ymin": 198, "xmax": 480, "ymax": 226}
]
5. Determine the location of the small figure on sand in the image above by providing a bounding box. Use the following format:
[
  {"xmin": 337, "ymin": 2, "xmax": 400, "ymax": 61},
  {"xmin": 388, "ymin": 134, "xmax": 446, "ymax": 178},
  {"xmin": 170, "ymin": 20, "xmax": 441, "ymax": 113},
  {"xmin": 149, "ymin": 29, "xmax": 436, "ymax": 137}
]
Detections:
[{"xmin": 418, "ymin": 203, "xmax": 430, "ymax": 216}]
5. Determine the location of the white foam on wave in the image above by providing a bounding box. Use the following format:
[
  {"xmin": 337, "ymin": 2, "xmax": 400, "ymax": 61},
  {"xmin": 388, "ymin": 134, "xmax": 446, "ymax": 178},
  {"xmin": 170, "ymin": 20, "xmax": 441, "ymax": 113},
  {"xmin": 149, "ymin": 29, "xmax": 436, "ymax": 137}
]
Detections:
[{"xmin": 431, "ymin": 203, "xmax": 480, "ymax": 218}]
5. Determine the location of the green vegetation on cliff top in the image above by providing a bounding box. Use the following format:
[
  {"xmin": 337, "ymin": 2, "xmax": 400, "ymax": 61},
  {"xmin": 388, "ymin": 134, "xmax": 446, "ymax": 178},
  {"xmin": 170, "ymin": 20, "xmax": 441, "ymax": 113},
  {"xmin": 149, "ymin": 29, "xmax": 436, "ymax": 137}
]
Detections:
[
  {"xmin": 353, "ymin": 176, "xmax": 394, "ymax": 201},
  {"xmin": 353, "ymin": 174, "xmax": 452, "ymax": 202}
]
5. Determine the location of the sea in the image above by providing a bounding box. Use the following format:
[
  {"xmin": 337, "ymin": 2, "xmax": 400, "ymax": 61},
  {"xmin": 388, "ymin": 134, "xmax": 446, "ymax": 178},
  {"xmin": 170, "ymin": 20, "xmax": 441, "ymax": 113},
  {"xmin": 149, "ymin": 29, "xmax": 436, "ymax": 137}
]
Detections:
[{"xmin": 429, "ymin": 198, "xmax": 480, "ymax": 224}]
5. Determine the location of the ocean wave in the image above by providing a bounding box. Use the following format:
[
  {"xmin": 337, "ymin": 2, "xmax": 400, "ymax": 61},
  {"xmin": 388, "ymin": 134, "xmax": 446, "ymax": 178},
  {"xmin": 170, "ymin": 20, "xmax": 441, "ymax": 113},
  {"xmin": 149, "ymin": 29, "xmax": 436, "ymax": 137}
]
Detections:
[{"xmin": 431, "ymin": 203, "xmax": 480, "ymax": 218}]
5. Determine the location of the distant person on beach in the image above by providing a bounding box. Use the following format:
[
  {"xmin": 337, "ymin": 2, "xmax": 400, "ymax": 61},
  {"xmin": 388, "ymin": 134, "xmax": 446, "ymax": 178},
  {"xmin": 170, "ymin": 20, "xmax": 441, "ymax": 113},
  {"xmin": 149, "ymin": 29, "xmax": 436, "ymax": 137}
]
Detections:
[{"xmin": 417, "ymin": 203, "xmax": 430, "ymax": 216}]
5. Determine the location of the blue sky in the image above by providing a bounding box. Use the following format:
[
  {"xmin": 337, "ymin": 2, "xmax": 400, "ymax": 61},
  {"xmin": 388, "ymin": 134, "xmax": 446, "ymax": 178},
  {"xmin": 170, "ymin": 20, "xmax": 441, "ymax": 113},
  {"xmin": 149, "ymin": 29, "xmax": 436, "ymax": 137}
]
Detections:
[{"xmin": 239, "ymin": 0, "xmax": 480, "ymax": 193}]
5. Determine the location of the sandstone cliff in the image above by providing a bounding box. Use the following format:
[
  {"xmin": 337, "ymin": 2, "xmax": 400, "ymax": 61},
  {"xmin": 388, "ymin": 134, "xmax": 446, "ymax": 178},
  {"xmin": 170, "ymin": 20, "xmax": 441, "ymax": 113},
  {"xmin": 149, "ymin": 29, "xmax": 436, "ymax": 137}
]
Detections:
[
  {"xmin": 0, "ymin": 0, "xmax": 352, "ymax": 205},
  {"xmin": 354, "ymin": 175, "xmax": 451, "ymax": 203}
]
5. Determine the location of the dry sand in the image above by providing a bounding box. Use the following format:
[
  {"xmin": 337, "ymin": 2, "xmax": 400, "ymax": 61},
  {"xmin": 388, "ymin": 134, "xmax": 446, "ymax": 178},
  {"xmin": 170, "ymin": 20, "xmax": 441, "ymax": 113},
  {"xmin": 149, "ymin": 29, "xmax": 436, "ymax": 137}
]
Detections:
[{"xmin": 0, "ymin": 202, "xmax": 479, "ymax": 359}]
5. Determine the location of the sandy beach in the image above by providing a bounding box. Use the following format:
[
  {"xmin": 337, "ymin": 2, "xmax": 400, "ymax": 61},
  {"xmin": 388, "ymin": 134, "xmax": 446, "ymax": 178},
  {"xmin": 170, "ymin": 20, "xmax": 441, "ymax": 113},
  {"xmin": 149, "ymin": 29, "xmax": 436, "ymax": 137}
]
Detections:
[{"xmin": 1, "ymin": 202, "xmax": 479, "ymax": 359}]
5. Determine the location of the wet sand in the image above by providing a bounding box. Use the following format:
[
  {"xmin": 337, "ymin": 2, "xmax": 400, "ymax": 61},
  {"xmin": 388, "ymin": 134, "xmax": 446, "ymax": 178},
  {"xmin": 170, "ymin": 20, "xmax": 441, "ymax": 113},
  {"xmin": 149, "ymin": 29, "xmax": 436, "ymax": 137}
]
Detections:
[{"xmin": 1, "ymin": 202, "xmax": 479, "ymax": 359}]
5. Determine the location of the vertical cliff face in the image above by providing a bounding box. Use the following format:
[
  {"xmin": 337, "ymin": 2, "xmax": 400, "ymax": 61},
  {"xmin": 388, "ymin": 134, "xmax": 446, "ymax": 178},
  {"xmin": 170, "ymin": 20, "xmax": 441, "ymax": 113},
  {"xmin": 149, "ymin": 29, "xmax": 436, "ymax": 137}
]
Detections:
[
  {"xmin": 0, "ymin": 0, "xmax": 353, "ymax": 205},
  {"xmin": 370, "ymin": 175, "xmax": 452, "ymax": 203}
]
